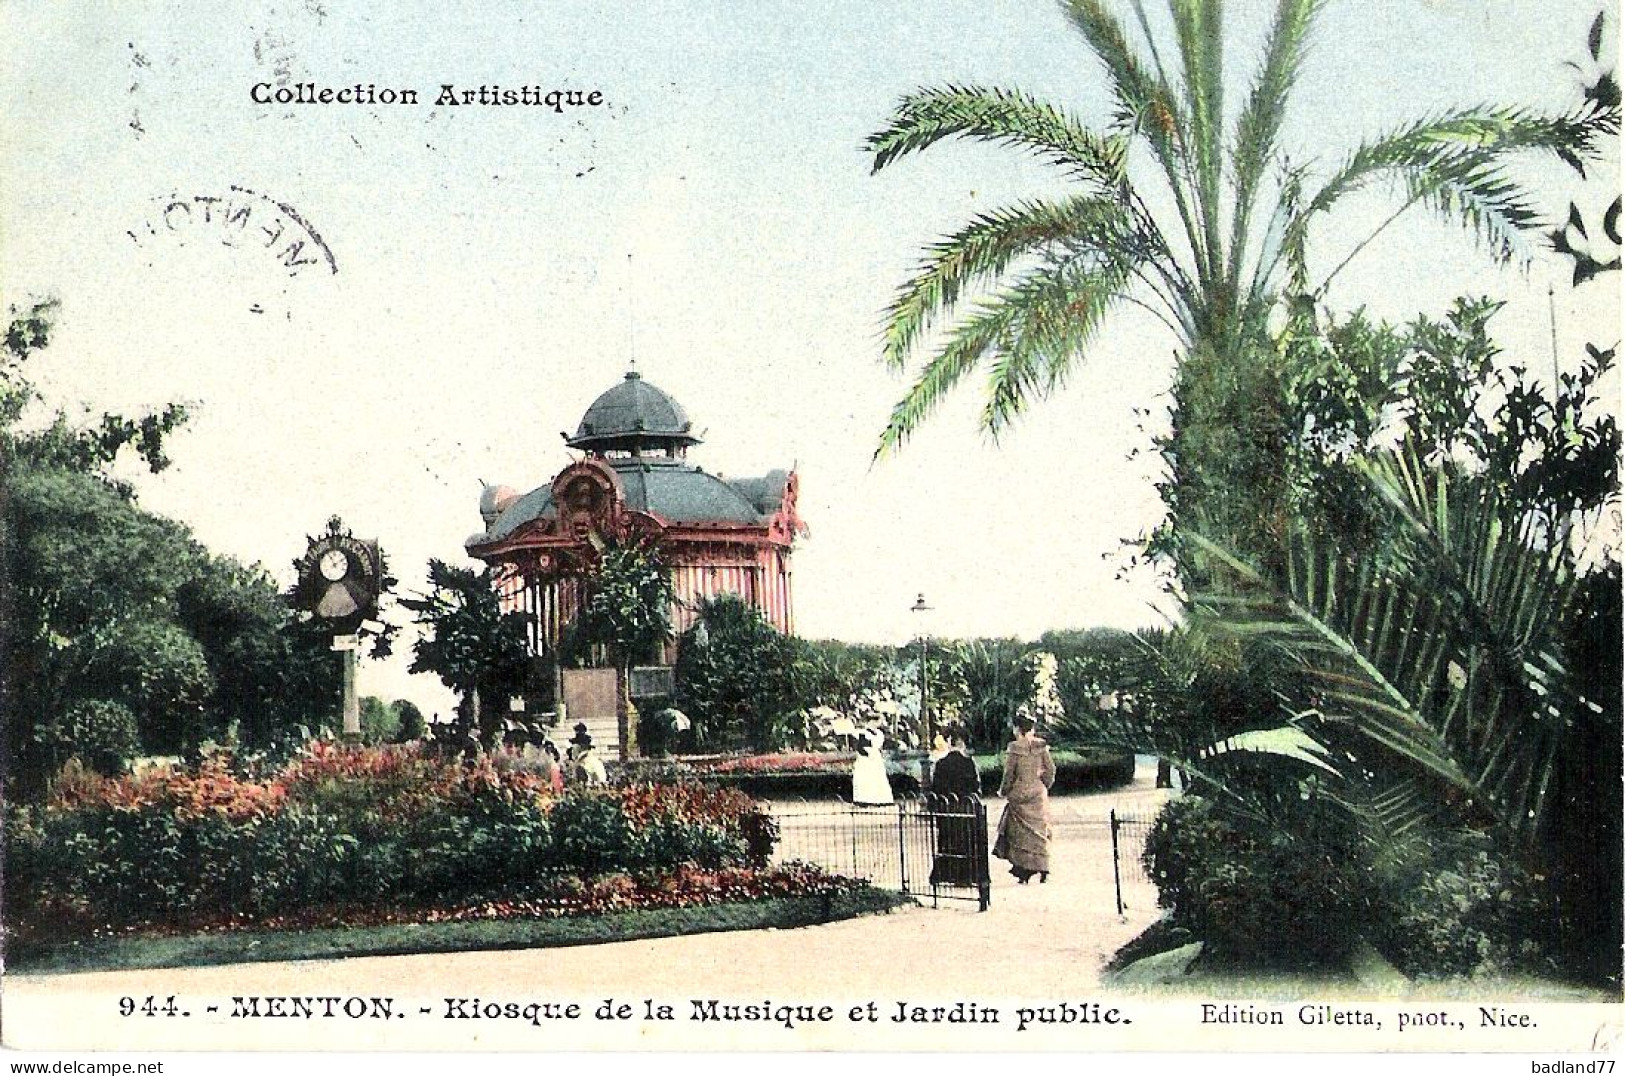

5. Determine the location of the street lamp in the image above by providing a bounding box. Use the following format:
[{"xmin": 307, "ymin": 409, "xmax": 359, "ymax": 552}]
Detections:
[{"xmin": 910, "ymin": 593, "xmax": 933, "ymax": 748}]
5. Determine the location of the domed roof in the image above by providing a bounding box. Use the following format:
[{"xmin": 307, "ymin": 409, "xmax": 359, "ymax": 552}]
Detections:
[
  {"xmin": 566, "ymin": 369, "xmax": 700, "ymax": 453},
  {"xmin": 478, "ymin": 483, "xmax": 519, "ymax": 524},
  {"xmin": 611, "ymin": 460, "xmax": 761, "ymax": 525}
]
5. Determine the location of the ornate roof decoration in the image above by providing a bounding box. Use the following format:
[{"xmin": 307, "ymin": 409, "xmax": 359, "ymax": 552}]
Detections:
[
  {"xmin": 467, "ymin": 369, "xmax": 804, "ymax": 560},
  {"xmin": 564, "ymin": 368, "xmax": 701, "ymax": 454}
]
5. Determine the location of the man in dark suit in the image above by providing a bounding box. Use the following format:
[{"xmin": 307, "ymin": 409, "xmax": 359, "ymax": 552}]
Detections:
[{"xmin": 930, "ymin": 727, "xmax": 987, "ymax": 887}]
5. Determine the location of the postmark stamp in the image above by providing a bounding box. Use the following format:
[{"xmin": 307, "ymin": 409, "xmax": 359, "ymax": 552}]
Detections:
[{"xmin": 127, "ymin": 185, "xmax": 337, "ymax": 277}]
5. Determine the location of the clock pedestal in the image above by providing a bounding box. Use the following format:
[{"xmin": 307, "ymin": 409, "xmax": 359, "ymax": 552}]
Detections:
[
  {"xmin": 331, "ymin": 634, "xmax": 362, "ymax": 741},
  {"xmin": 341, "ymin": 650, "xmax": 360, "ymax": 741}
]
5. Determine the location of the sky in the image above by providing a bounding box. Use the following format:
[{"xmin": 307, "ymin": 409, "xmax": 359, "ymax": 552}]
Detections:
[{"xmin": 3, "ymin": 0, "xmax": 1618, "ymax": 714}]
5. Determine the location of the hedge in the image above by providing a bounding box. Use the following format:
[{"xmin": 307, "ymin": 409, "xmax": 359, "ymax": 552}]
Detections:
[{"xmin": 974, "ymin": 746, "xmax": 1136, "ymax": 794}]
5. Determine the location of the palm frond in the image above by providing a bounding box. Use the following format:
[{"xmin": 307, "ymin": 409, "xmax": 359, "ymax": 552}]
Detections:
[
  {"xmin": 874, "ymin": 256, "xmax": 1132, "ymax": 458},
  {"xmin": 1227, "ymin": 0, "xmax": 1325, "ymax": 293},
  {"xmin": 1055, "ymin": 627, "xmax": 1342, "ymax": 824},
  {"xmin": 1311, "ymin": 105, "xmax": 1617, "ymax": 212},
  {"xmin": 1249, "ymin": 158, "xmax": 1310, "ymax": 303},
  {"xmin": 873, "ymin": 319, "xmax": 998, "ymax": 462},
  {"xmin": 880, "ymin": 195, "xmax": 1134, "ymax": 370},
  {"xmin": 867, "ymin": 84, "xmax": 1127, "ymax": 183},
  {"xmin": 1126, "ymin": 0, "xmax": 1176, "ymax": 86},
  {"xmin": 1279, "ymin": 104, "xmax": 1619, "ymax": 284},
  {"xmin": 1170, "ymin": 0, "xmax": 1226, "ymax": 279},
  {"xmin": 1186, "ymin": 441, "xmax": 1580, "ymax": 847},
  {"xmin": 1201, "ymin": 724, "xmax": 1339, "ymax": 774},
  {"xmin": 1063, "ymin": 0, "xmax": 1210, "ymax": 276},
  {"xmin": 1063, "ymin": 0, "xmax": 1186, "ymax": 147},
  {"xmin": 981, "ymin": 257, "xmax": 1134, "ymax": 438}
]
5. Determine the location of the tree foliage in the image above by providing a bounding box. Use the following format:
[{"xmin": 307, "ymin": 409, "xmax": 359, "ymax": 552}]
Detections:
[
  {"xmin": 393, "ymin": 698, "xmax": 428, "ymax": 741},
  {"xmin": 401, "ymin": 559, "xmax": 532, "ymax": 747},
  {"xmin": 573, "ymin": 542, "xmax": 675, "ymax": 758},
  {"xmin": 3, "ymin": 299, "xmax": 340, "ymax": 791},
  {"xmin": 674, "ymin": 595, "xmax": 802, "ymax": 752},
  {"xmin": 574, "ymin": 543, "xmax": 674, "ymax": 666}
]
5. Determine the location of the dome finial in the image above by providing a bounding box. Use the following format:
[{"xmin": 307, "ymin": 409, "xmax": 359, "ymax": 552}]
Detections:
[{"xmin": 625, "ymin": 358, "xmax": 640, "ymax": 381}]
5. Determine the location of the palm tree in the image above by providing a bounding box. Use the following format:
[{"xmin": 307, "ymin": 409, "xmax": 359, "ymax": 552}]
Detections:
[
  {"xmin": 867, "ymin": 0, "xmax": 1615, "ymax": 572},
  {"xmin": 1185, "ymin": 442, "xmax": 1590, "ymax": 851}
]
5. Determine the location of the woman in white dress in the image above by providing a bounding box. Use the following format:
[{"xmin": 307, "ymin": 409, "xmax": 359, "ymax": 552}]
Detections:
[{"xmin": 851, "ymin": 726, "xmax": 893, "ymax": 806}]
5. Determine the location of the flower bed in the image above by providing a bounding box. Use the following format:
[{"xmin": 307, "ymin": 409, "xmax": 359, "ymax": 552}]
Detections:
[
  {"xmin": 8, "ymin": 742, "xmax": 789, "ymax": 944},
  {"xmin": 688, "ymin": 752, "xmax": 855, "ymax": 776},
  {"xmin": 15, "ymin": 863, "xmax": 869, "ymax": 944},
  {"xmin": 687, "ymin": 751, "xmax": 931, "ymax": 798},
  {"xmin": 686, "ymin": 752, "xmax": 857, "ymax": 798}
]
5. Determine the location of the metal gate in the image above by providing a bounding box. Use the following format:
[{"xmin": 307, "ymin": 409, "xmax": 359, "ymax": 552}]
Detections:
[
  {"xmin": 768, "ymin": 795, "xmax": 991, "ymax": 910},
  {"xmin": 1108, "ymin": 808, "xmax": 1155, "ymax": 915}
]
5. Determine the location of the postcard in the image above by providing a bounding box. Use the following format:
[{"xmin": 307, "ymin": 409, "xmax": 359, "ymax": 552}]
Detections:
[{"xmin": 2, "ymin": 0, "xmax": 1620, "ymax": 1066}]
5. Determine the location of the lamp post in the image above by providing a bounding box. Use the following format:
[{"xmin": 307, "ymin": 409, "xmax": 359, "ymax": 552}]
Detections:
[{"xmin": 910, "ymin": 593, "xmax": 933, "ymax": 748}]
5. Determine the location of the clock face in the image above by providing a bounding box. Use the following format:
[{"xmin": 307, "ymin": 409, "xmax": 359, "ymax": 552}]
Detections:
[{"xmin": 318, "ymin": 548, "xmax": 350, "ymax": 581}]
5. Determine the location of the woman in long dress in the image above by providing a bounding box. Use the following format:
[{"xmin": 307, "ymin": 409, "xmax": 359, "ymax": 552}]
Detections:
[
  {"xmin": 851, "ymin": 726, "xmax": 893, "ymax": 806},
  {"xmin": 993, "ymin": 716, "xmax": 1055, "ymax": 882}
]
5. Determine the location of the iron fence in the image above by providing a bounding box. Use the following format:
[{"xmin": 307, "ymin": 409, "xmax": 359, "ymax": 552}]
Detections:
[
  {"xmin": 1109, "ymin": 808, "xmax": 1156, "ymax": 915},
  {"xmin": 766, "ymin": 794, "xmax": 991, "ymax": 910}
]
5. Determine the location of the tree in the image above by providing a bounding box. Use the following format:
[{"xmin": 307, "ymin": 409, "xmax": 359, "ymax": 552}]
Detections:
[
  {"xmin": 358, "ymin": 696, "xmax": 401, "ymax": 744},
  {"xmin": 674, "ymin": 595, "xmax": 802, "ymax": 752},
  {"xmin": 1063, "ymin": 297, "xmax": 1621, "ymax": 982},
  {"xmin": 32, "ymin": 700, "xmax": 140, "ymax": 778},
  {"xmin": 574, "ymin": 542, "xmax": 674, "ymax": 760},
  {"xmin": 7, "ymin": 465, "xmax": 344, "ymax": 776},
  {"xmin": 867, "ymin": 0, "xmax": 1615, "ymax": 579},
  {"xmin": 942, "ymin": 638, "xmax": 1036, "ymax": 750},
  {"xmin": 402, "ymin": 559, "xmax": 532, "ymax": 750},
  {"xmin": 393, "ymin": 698, "xmax": 428, "ymax": 742},
  {"xmin": 3, "ymin": 299, "xmax": 339, "ymax": 789}
]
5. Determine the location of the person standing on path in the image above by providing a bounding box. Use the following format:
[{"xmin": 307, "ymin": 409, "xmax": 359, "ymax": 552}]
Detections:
[
  {"xmin": 929, "ymin": 726, "xmax": 987, "ymax": 887},
  {"xmin": 992, "ymin": 715, "xmax": 1054, "ymax": 883},
  {"xmin": 568, "ymin": 724, "xmax": 607, "ymax": 788},
  {"xmin": 851, "ymin": 725, "xmax": 893, "ymax": 806}
]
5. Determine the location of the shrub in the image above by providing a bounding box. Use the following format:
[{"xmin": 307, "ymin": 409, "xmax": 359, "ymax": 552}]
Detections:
[
  {"xmin": 1142, "ymin": 792, "xmax": 1373, "ymax": 968},
  {"xmin": 700, "ymin": 768, "xmax": 859, "ymax": 799},
  {"xmin": 1374, "ymin": 829, "xmax": 1544, "ymax": 979},
  {"xmin": 77, "ymin": 619, "xmax": 216, "ymax": 756},
  {"xmin": 947, "ymin": 639, "xmax": 1038, "ymax": 750},
  {"xmin": 8, "ymin": 796, "xmax": 357, "ymax": 926},
  {"xmin": 9, "ymin": 742, "xmax": 779, "ymax": 939},
  {"xmin": 608, "ymin": 758, "xmax": 699, "ymax": 787},
  {"xmin": 975, "ymin": 747, "xmax": 1134, "ymax": 794},
  {"xmin": 550, "ymin": 792, "xmax": 631, "ymax": 872},
  {"xmin": 407, "ymin": 793, "xmax": 554, "ymax": 898},
  {"xmin": 617, "ymin": 783, "xmax": 765, "ymax": 869},
  {"xmin": 675, "ymin": 596, "xmax": 802, "ymax": 752},
  {"xmin": 33, "ymin": 699, "xmax": 141, "ymax": 776}
]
